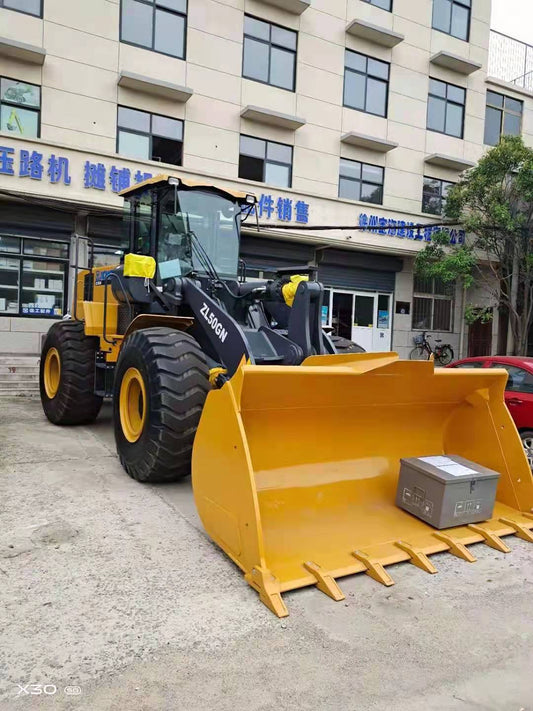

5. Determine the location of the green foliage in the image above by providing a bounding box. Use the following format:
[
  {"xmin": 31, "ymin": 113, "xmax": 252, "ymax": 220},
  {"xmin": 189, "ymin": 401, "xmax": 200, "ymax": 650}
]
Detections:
[
  {"xmin": 464, "ymin": 304, "xmax": 494, "ymax": 326},
  {"xmin": 415, "ymin": 136, "xmax": 533, "ymax": 354}
]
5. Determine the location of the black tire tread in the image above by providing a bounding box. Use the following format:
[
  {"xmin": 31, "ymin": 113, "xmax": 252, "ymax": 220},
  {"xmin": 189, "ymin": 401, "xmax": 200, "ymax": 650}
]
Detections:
[
  {"xmin": 113, "ymin": 327, "xmax": 210, "ymax": 483},
  {"xmin": 331, "ymin": 335, "xmax": 366, "ymax": 354},
  {"xmin": 40, "ymin": 320, "xmax": 103, "ymax": 425}
]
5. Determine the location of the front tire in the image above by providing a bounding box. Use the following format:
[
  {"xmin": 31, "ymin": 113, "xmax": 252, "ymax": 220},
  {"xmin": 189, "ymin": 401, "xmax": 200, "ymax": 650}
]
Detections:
[
  {"xmin": 40, "ymin": 321, "xmax": 103, "ymax": 425},
  {"xmin": 113, "ymin": 327, "xmax": 210, "ymax": 483},
  {"xmin": 331, "ymin": 335, "xmax": 366, "ymax": 354},
  {"xmin": 437, "ymin": 346, "xmax": 454, "ymax": 366},
  {"xmin": 520, "ymin": 430, "xmax": 533, "ymax": 470}
]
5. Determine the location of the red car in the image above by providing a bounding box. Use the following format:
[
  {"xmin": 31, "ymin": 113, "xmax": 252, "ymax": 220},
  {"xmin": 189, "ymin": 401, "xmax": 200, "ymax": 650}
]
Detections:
[{"xmin": 449, "ymin": 356, "xmax": 533, "ymax": 467}]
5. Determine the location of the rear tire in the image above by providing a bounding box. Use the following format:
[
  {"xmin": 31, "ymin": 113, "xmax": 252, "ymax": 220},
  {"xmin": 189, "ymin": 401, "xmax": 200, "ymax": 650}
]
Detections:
[
  {"xmin": 437, "ymin": 346, "xmax": 454, "ymax": 366},
  {"xmin": 410, "ymin": 345, "xmax": 429, "ymax": 361},
  {"xmin": 113, "ymin": 327, "xmax": 210, "ymax": 483},
  {"xmin": 40, "ymin": 321, "xmax": 103, "ymax": 425},
  {"xmin": 331, "ymin": 335, "xmax": 365, "ymax": 354}
]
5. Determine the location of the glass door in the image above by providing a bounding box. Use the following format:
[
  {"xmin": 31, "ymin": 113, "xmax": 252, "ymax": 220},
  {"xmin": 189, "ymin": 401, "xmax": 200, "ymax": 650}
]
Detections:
[
  {"xmin": 373, "ymin": 293, "xmax": 392, "ymax": 351},
  {"xmin": 331, "ymin": 291, "xmax": 354, "ymax": 340},
  {"xmin": 353, "ymin": 293, "xmax": 375, "ymax": 351}
]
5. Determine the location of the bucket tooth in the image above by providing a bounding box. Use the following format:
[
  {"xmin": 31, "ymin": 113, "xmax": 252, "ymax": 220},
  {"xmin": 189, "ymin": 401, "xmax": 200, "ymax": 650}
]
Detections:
[
  {"xmin": 353, "ymin": 551, "xmax": 395, "ymax": 587},
  {"xmin": 303, "ymin": 562, "xmax": 345, "ymax": 602},
  {"xmin": 468, "ymin": 524, "xmax": 511, "ymax": 553},
  {"xmin": 248, "ymin": 567, "xmax": 289, "ymax": 618},
  {"xmin": 499, "ymin": 517, "xmax": 533, "ymax": 543},
  {"xmin": 433, "ymin": 532, "xmax": 477, "ymax": 563},
  {"xmin": 395, "ymin": 541, "xmax": 438, "ymax": 574}
]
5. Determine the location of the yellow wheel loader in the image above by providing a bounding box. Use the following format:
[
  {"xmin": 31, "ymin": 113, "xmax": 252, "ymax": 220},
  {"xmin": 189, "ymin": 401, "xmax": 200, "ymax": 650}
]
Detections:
[{"xmin": 40, "ymin": 175, "xmax": 533, "ymax": 617}]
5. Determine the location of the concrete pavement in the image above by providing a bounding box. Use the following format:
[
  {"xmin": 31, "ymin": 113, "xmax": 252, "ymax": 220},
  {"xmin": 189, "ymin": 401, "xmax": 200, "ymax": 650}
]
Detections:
[{"xmin": 0, "ymin": 398, "xmax": 532, "ymax": 711}]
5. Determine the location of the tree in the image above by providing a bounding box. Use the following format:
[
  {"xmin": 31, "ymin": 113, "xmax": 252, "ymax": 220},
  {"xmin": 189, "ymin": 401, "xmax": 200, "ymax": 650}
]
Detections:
[{"xmin": 415, "ymin": 136, "xmax": 533, "ymax": 355}]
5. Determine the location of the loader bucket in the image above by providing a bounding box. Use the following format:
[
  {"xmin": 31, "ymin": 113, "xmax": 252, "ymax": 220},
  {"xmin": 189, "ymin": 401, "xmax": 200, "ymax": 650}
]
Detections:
[{"xmin": 192, "ymin": 353, "xmax": 533, "ymax": 617}]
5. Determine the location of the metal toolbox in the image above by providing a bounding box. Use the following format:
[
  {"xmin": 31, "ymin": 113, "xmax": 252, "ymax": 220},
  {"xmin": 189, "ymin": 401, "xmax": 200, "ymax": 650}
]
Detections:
[{"xmin": 396, "ymin": 455, "xmax": 500, "ymax": 529}]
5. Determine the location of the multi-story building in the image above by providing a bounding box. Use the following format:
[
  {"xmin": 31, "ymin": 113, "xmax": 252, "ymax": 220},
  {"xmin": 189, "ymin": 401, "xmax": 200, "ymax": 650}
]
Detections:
[{"xmin": 0, "ymin": 0, "xmax": 531, "ymax": 358}]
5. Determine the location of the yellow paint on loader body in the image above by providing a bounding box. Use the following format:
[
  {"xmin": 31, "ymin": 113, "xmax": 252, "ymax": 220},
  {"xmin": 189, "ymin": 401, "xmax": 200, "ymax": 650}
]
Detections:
[{"xmin": 192, "ymin": 353, "xmax": 533, "ymax": 617}]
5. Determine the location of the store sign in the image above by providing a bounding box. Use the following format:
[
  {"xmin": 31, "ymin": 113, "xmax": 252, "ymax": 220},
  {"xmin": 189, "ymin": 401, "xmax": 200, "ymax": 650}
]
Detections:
[
  {"xmin": 256, "ymin": 193, "xmax": 310, "ymax": 223},
  {"xmin": 22, "ymin": 307, "xmax": 61, "ymax": 316},
  {"xmin": 358, "ymin": 213, "xmax": 466, "ymax": 245},
  {"xmin": 0, "ymin": 144, "xmax": 153, "ymax": 193}
]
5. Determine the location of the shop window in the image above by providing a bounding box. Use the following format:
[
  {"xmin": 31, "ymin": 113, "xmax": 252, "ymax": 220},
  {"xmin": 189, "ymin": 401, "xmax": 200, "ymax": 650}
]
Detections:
[
  {"xmin": 339, "ymin": 158, "xmax": 384, "ymax": 205},
  {"xmin": 344, "ymin": 50, "xmax": 390, "ymax": 118},
  {"xmin": 427, "ymin": 78, "xmax": 465, "ymax": 139},
  {"xmin": 432, "ymin": 0, "xmax": 471, "ymax": 41},
  {"xmin": 239, "ymin": 135, "xmax": 293, "ymax": 188},
  {"xmin": 422, "ymin": 176, "xmax": 454, "ymax": 215},
  {"xmin": 0, "ymin": 0, "xmax": 42, "ymax": 17},
  {"xmin": 484, "ymin": 91, "xmax": 523, "ymax": 146},
  {"xmin": 117, "ymin": 106, "xmax": 183, "ymax": 165},
  {"xmin": 243, "ymin": 15, "xmax": 297, "ymax": 92},
  {"xmin": 0, "ymin": 236, "xmax": 69, "ymax": 317},
  {"xmin": 0, "ymin": 77, "xmax": 40, "ymax": 138},
  {"xmin": 362, "ymin": 0, "xmax": 392, "ymax": 10},
  {"xmin": 413, "ymin": 276, "xmax": 454, "ymax": 332},
  {"xmin": 120, "ymin": 0, "xmax": 187, "ymax": 59}
]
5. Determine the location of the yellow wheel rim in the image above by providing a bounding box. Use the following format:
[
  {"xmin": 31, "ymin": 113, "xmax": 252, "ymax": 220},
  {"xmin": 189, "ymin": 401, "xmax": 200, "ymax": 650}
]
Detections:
[
  {"xmin": 119, "ymin": 367, "xmax": 147, "ymax": 443},
  {"xmin": 44, "ymin": 347, "xmax": 61, "ymax": 399}
]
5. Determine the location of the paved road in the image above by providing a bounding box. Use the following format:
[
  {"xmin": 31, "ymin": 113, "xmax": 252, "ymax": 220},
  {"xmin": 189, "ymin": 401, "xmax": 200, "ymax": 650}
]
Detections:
[{"xmin": 0, "ymin": 398, "xmax": 532, "ymax": 711}]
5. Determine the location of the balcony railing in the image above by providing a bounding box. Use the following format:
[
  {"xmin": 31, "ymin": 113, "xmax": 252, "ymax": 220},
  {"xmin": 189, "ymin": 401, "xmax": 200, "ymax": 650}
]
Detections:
[{"xmin": 489, "ymin": 30, "xmax": 533, "ymax": 91}]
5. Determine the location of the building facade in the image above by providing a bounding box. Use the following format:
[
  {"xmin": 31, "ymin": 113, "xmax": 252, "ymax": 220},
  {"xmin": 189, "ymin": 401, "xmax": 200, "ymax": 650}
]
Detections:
[{"xmin": 0, "ymin": 0, "xmax": 532, "ymax": 358}]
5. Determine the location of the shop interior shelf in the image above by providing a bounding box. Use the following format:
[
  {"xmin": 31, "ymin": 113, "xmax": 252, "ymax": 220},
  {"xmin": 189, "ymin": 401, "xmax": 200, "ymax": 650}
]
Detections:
[
  {"xmin": 23, "ymin": 287, "xmax": 63, "ymax": 293},
  {"xmin": 0, "ymin": 284, "xmax": 18, "ymax": 290},
  {"xmin": 0, "ymin": 266, "xmax": 64, "ymax": 275}
]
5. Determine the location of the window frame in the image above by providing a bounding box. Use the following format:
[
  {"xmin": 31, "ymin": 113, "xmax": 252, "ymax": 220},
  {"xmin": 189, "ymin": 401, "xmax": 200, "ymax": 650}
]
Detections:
[
  {"xmin": 343, "ymin": 49, "xmax": 390, "ymax": 118},
  {"xmin": 427, "ymin": 77, "xmax": 466, "ymax": 139},
  {"xmin": 432, "ymin": 0, "xmax": 471, "ymax": 42},
  {"xmin": 422, "ymin": 176, "xmax": 455, "ymax": 216},
  {"xmin": 242, "ymin": 14, "xmax": 298, "ymax": 93},
  {"xmin": 0, "ymin": 75, "xmax": 41, "ymax": 139},
  {"xmin": 116, "ymin": 105, "xmax": 184, "ymax": 166},
  {"xmin": 484, "ymin": 90, "xmax": 524, "ymax": 146},
  {"xmin": 362, "ymin": 0, "xmax": 393, "ymax": 11},
  {"xmin": 0, "ymin": 234, "xmax": 70, "ymax": 319},
  {"xmin": 119, "ymin": 0, "xmax": 188, "ymax": 61},
  {"xmin": 0, "ymin": 0, "xmax": 42, "ymax": 18},
  {"xmin": 412, "ymin": 276, "xmax": 455, "ymax": 332},
  {"xmin": 339, "ymin": 157, "xmax": 385, "ymax": 206},
  {"xmin": 238, "ymin": 134, "xmax": 293, "ymax": 189}
]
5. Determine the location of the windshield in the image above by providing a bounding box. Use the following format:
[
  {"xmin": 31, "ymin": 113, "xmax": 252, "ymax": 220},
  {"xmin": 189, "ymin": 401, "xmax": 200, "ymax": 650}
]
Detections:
[{"xmin": 158, "ymin": 188, "xmax": 241, "ymax": 280}]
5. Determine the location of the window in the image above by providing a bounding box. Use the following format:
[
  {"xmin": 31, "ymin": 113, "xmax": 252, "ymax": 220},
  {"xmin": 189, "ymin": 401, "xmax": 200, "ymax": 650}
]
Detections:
[
  {"xmin": 344, "ymin": 50, "xmax": 389, "ymax": 117},
  {"xmin": 0, "ymin": 0, "xmax": 41, "ymax": 17},
  {"xmin": 427, "ymin": 78, "xmax": 465, "ymax": 138},
  {"xmin": 488, "ymin": 363, "xmax": 533, "ymax": 393},
  {"xmin": 484, "ymin": 91, "xmax": 523, "ymax": 146},
  {"xmin": 239, "ymin": 135, "xmax": 293, "ymax": 188},
  {"xmin": 339, "ymin": 158, "xmax": 384, "ymax": 205},
  {"xmin": 117, "ymin": 107, "xmax": 183, "ymax": 165},
  {"xmin": 422, "ymin": 177, "xmax": 454, "ymax": 215},
  {"xmin": 362, "ymin": 0, "xmax": 392, "ymax": 10},
  {"xmin": 432, "ymin": 0, "xmax": 470, "ymax": 41},
  {"xmin": 453, "ymin": 362, "xmax": 484, "ymax": 369},
  {"xmin": 120, "ymin": 0, "xmax": 187, "ymax": 59},
  {"xmin": 413, "ymin": 276, "xmax": 454, "ymax": 332},
  {"xmin": 0, "ymin": 236, "xmax": 69, "ymax": 317},
  {"xmin": 0, "ymin": 77, "xmax": 40, "ymax": 138},
  {"xmin": 242, "ymin": 16, "xmax": 297, "ymax": 92}
]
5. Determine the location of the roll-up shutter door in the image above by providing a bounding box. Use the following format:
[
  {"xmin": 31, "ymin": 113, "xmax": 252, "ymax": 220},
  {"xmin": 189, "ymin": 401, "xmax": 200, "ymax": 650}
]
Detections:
[
  {"xmin": 318, "ymin": 249, "xmax": 402, "ymax": 293},
  {"xmin": 0, "ymin": 203, "xmax": 73, "ymax": 238},
  {"xmin": 240, "ymin": 233, "xmax": 314, "ymax": 272}
]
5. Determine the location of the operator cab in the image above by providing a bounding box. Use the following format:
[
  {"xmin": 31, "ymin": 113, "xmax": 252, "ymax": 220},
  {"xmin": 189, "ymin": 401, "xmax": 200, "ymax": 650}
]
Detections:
[{"xmin": 120, "ymin": 174, "xmax": 256, "ymax": 284}]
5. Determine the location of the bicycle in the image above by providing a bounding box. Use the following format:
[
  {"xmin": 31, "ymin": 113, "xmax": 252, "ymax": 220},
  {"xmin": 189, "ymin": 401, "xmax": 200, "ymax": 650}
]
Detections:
[{"xmin": 409, "ymin": 331, "xmax": 454, "ymax": 366}]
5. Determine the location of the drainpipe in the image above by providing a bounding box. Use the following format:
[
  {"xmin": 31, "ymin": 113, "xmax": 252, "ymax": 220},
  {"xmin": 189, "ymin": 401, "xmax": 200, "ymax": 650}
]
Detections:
[{"xmin": 459, "ymin": 282, "xmax": 467, "ymax": 359}]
